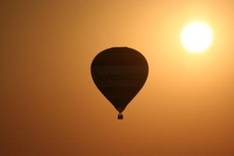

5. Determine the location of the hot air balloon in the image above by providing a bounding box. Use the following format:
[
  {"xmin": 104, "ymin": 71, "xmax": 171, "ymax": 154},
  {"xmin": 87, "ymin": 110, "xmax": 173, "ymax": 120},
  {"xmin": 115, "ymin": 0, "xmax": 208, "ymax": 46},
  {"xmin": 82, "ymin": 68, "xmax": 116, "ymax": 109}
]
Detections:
[{"xmin": 91, "ymin": 47, "xmax": 148, "ymax": 120}]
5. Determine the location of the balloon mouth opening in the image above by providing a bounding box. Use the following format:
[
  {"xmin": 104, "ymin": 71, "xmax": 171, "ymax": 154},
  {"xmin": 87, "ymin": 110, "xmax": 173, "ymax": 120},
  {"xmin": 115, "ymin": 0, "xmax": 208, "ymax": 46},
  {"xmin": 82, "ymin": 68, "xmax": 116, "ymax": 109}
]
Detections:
[{"xmin": 117, "ymin": 113, "xmax": 123, "ymax": 120}]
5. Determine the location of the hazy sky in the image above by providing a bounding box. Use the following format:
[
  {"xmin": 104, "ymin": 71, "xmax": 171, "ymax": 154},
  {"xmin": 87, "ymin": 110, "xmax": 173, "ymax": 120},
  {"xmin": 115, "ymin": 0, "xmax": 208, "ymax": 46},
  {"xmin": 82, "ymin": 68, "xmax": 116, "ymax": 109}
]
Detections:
[{"xmin": 1, "ymin": 0, "xmax": 234, "ymax": 156}]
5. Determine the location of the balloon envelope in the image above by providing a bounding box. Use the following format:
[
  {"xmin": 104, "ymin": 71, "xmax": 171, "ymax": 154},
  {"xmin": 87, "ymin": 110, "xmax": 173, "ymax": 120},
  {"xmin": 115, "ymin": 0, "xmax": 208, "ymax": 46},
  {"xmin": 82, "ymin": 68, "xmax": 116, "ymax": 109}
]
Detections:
[{"xmin": 91, "ymin": 47, "xmax": 148, "ymax": 119}]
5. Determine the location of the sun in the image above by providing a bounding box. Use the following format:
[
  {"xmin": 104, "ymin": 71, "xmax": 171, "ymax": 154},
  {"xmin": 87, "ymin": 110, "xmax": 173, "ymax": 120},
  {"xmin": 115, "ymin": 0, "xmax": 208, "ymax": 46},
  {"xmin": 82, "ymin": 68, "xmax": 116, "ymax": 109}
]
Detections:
[{"xmin": 180, "ymin": 22, "xmax": 213, "ymax": 53}]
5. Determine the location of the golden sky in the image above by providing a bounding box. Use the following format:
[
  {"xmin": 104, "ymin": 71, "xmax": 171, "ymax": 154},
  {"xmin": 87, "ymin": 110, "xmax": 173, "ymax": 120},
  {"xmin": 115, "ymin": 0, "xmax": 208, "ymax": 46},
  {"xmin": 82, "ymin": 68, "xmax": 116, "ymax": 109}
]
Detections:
[{"xmin": 1, "ymin": 0, "xmax": 234, "ymax": 155}]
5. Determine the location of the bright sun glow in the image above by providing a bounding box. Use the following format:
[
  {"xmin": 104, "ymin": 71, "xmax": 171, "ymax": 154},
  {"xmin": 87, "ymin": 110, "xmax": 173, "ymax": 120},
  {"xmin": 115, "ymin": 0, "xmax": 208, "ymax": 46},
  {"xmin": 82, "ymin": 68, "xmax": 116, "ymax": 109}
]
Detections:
[{"xmin": 180, "ymin": 22, "xmax": 213, "ymax": 53}]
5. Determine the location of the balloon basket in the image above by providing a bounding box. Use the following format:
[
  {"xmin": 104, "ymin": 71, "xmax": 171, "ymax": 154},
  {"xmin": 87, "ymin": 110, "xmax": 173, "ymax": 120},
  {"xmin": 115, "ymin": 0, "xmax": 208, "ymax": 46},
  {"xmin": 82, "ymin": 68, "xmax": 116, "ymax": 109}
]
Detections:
[{"xmin": 118, "ymin": 113, "xmax": 123, "ymax": 120}]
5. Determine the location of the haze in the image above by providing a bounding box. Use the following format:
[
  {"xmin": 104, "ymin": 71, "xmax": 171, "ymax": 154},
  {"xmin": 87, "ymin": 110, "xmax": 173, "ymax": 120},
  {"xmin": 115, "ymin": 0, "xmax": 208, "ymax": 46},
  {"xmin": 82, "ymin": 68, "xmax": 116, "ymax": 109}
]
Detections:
[{"xmin": 1, "ymin": 0, "xmax": 234, "ymax": 156}]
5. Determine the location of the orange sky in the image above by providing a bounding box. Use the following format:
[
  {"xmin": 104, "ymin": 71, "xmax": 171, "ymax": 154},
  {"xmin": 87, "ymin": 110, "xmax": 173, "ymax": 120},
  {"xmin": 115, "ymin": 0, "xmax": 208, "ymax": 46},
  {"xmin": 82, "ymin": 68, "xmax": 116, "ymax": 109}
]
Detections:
[{"xmin": 2, "ymin": 0, "xmax": 234, "ymax": 156}]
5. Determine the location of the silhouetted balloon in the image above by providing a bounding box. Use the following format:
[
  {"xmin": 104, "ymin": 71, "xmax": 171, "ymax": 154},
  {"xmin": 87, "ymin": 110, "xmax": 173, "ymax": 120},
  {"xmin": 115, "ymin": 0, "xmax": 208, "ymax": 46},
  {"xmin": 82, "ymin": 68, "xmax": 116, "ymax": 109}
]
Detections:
[{"xmin": 91, "ymin": 47, "xmax": 148, "ymax": 120}]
